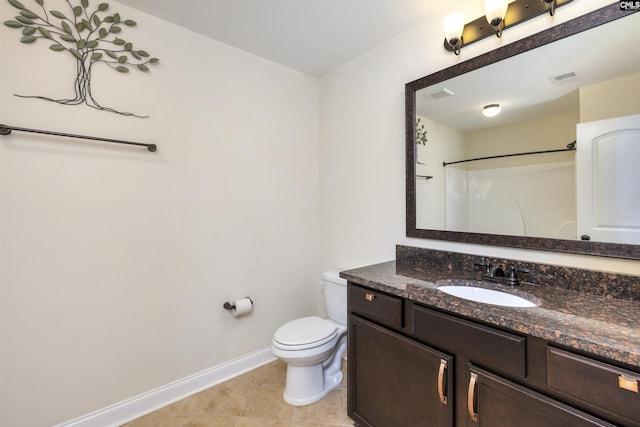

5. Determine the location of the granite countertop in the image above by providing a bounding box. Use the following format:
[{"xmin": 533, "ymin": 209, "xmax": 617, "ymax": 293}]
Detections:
[{"xmin": 340, "ymin": 260, "xmax": 640, "ymax": 368}]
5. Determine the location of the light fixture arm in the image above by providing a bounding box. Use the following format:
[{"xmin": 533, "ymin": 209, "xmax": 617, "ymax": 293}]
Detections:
[
  {"xmin": 542, "ymin": 0, "xmax": 556, "ymax": 16},
  {"xmin": 453, "ymin": 41, "xmax": 462, "ymax": 55},
  {"xmin": 490, "ymin": 18, "xmax": 505, "ymax": 37},
  {"xmin": 447, "ymin": 38, "xmax": 462, "ymax": 55}
]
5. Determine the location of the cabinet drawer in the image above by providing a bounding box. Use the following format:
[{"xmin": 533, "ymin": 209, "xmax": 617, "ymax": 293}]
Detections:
[
  {"xmin": 412, "ymin": 304, "xmax": 526, "ymax": 379},
  {"xmin": 547, "ymin": 347, "xmax": 640, "ymax": 426},
  {"xmin": 470, "ymin": 365, "xmax": 615, "ymax": 426},
  {"xmin": 348, "ymin": 285, "xmax": 403, "ymax": 329}
]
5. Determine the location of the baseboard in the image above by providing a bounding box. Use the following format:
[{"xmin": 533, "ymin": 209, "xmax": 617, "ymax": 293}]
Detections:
[{"xmin": 54, "ymin": 347, "xmax": 276, "ymax": 427}]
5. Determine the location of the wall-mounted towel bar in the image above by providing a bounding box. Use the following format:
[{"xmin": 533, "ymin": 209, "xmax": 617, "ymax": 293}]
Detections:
[
  {"xmin": 0, "ymin": 124, "xmax": 157, "ymax": 152},
  {"xmin": 442, "ymin": 142, "xmax": 575, "ymax": 167}
]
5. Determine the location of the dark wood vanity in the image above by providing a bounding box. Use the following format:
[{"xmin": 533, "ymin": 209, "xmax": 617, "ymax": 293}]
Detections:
[
  {"xmin": 343, "ymin": 248, "xmax": 640, "ymax": 427},
  {"xmin": 353, "ymin": 3, "xmax": 640, "ymax": 425},
  {"xmin": 348, "ymin": 284, "xmax": 638, "ymax": 426}
]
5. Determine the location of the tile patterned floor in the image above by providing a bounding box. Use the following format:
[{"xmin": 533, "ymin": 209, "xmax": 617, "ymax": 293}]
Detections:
[{"xmin": 123, "ymin": 359, "xmax": 354, "ymax": 427}]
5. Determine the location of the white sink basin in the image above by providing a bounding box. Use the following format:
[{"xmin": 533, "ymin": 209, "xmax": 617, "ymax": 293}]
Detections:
[{"xmin": 437, "ymin": 285, "xmax": 539, "ymax": 307}]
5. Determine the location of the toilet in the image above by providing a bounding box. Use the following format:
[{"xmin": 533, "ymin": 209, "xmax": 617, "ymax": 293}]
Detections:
[{"xmin": 271, "ymin": 271, "xmax": 347, "ymax": 406}]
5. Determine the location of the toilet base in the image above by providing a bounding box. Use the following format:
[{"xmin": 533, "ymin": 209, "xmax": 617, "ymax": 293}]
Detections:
[
  {"xmin": 283, "ymin": 365, "xmax": 343, "ymax": 406},
  {"xmin": 281, "ymin": 334, "xmax": 347, "ymax": 406}
]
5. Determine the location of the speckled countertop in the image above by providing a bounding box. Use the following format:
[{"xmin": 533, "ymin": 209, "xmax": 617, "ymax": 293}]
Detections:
[{"xmin": 340, "ymin": 260, "xmax": 640, "ymax": 368}]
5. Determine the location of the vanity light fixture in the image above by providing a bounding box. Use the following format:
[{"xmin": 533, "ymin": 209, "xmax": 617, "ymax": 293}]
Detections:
[
  {"xmin": 443, "ymin": 12, "xmax": 465, "ymax": 55},
  {"xmin": 484, "ymin": 0, "xmax": 509, "ymax": 37},
  {"xmin": 443, "ymin": 0, "xmax": 573, "ymax": 55},
  {"xmin": 483, "ymin": 104, "xmax": 501, "ymax": 117}
]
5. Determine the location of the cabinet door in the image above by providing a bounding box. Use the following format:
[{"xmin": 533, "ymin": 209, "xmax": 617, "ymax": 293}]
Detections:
[
  {"xmin": 348, "ymin": 315, "xmax": 453, "ymax": 427},
  {"xmin": 467, "ymin": 365, "xmax": 615, "ymax": 427}
]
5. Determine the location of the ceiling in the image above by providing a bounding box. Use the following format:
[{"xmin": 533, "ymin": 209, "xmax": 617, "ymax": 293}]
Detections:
[{"xmin": 115, "ymin": 0, "xmax": 448, "ymax": 77}]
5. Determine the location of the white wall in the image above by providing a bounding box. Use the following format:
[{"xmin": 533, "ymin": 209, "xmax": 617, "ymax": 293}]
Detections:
[
  {"xmin": 319, "ymin": 0, "xmax": 639, "ymax": 274},
  {"xmin": 0, "ymin": 1, "xmax": 319, "ymax": 426}
]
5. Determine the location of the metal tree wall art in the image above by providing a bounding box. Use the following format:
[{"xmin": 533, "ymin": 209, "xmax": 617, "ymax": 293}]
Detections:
[{"xmin": 3, "ymin": 0, "xmax": 160, "ymax": 118}]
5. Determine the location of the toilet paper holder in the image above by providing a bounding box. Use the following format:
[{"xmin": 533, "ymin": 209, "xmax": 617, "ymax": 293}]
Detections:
[{"xmin": 223, "ymin": 297, "xmax": 253, "ymax": 311}]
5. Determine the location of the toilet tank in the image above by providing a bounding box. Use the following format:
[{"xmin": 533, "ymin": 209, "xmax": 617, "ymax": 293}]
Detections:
[{"xmin": 323, "ymin": 271, "xmax": 347, "ymax": 326}]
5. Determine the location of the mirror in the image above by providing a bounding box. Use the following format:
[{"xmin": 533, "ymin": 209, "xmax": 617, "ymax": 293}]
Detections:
[{"xmin": 406, "ymin": 4, "xmax": 640, "ymax": 259}]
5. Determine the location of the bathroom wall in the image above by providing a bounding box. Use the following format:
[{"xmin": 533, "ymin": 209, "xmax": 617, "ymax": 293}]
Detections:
[
  {"xmin": 0, "ymin": 1, "xmax": 319, "ymax": 426},
  {"xmin": 319, "ymin": 0, "xmax": 639, "ymax": 275},
  {"xmin": 579, "ymin": 72, "xmax": 640, "ymax": 122}
]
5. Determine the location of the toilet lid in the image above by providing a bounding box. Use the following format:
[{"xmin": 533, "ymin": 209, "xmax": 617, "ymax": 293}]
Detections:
[{"xmin": 273, "ymin": 316, "xmax": 338, "ymax": 349}]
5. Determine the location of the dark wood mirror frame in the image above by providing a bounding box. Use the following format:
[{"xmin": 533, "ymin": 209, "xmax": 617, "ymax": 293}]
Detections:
[{"xmin": 405, "ymin": 3, "xmax": 640, "ymax": 260}]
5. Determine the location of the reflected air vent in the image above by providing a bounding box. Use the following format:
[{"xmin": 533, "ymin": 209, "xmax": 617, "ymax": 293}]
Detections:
[
  {"xmin": 549, "ymin": 71, "xmax": 577, "ymax": 85},
  {"xmin": 423, "ymin": 88, "xmax": 454, "ymax": 100}
]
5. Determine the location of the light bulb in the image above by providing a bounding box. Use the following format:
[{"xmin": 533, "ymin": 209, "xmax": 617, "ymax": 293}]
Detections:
[
  {"xmin": 484, "ymin": 0, "xmax": 508, "ymax": 28},
  {"xmin": 443, "ymin": 12, "xmax": 464, "ymax": 46}
]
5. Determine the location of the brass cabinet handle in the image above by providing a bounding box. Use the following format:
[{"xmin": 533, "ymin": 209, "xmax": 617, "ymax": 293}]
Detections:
[
  {"xmin": 438, "ymin": 359, "xmax": 448, "ymax": 404},
  {"xmin": 619, "ymin": 375, "xmax": 639, "ymax": 393},
  {"xmin": 468, "ymin": 372, "xmax": 478, "ymax": 422},
  {"xmin": 365, "ymin": 293, "xmax": 376, "ymax": 302}
]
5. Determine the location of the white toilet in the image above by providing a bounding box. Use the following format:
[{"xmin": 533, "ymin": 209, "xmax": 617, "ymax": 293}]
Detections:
[{"xmin": 271, "ymin": 271, "xmax": 347, "ymax": 406}]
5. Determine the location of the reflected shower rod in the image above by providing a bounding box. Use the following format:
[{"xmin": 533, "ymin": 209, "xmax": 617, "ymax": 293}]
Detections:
[
  {"xmin": 0, "ymin": 124, "xmax": 157, "ymax": 152},
  {"xmin": 443, "ymin": 142, "xmax": 575, "ymax": 167}
]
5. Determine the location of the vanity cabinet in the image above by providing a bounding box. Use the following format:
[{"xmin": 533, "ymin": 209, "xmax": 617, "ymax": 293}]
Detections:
[
  {"xmin": 349, "ymin": 315, "xmax": 453, "ymax": 427},
  {"xmin": 347, "ymin": 283, "xmax": 636, "ymax": 427},
  {"xmin": 348, "ymin": 285, "xmax": 453, "ymax": 427}
]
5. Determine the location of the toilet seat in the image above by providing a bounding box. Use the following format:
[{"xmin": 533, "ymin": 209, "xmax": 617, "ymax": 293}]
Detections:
[{"xmin": 273, "ymin": 316, "xmax": 338, "ymax": 351}]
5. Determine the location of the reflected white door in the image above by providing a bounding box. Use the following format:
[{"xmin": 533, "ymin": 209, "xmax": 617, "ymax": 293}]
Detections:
[{"xmin": 576, "ymin": 114, "xmax": 640, "ymax": 244}]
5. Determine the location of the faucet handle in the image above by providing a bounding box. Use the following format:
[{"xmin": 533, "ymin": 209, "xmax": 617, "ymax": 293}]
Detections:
[
  {"xmin": 473, "ymin": 258, "xmax": 491, "ymax": 275},
  {"xmin": 506, "ymin": 266, "xmax": 529, "ymax": 286},
  {"xmin": 473, "ymin": 257, "xmax": 488, "ymax": 266}
]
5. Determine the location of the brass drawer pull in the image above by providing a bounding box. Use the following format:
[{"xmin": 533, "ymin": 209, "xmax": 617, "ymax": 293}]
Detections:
[
  {"xmin": 619, "ymin": 375, "xmax": 639, "ymax": 393},
  {"xmin": 365, "ymin": 293, "xmax": 376, "ymax": 302},
  {"xmin": 468, "ymin": 372, "xmax": 478, "ymax": 422},
  {"xmin": 438, "ymin": 359, "xmax": 448, "ymax": 404}
]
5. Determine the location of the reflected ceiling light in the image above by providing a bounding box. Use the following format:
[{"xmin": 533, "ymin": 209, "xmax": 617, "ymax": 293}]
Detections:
[
  {"xmin": 484, "ymin": 0, "xmax": 508, "ymax": 37},
  {"xmin": 443, "ymin": 0, "xmax": 573, "ymax": 55},
  {"xmin": 483, "ymin": 104, "xmax": 502, "ymax": 117}
]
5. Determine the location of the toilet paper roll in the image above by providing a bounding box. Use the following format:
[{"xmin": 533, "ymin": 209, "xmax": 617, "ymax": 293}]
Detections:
[{"xmin": 231, "ymin": 297, "xmax": 253, "ymax": 316}]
